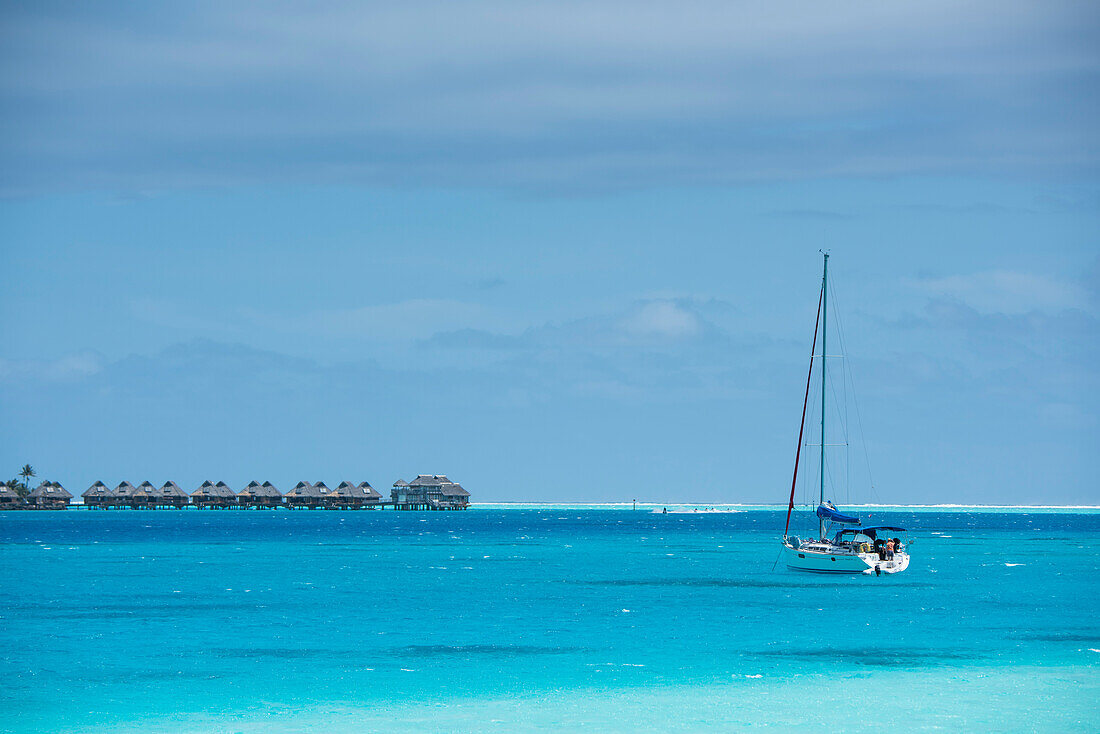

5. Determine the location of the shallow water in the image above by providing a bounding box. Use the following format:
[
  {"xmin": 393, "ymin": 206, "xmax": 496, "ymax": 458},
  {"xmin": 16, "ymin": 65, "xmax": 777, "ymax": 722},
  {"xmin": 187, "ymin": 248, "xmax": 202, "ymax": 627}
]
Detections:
[{"xmin": 1, "ymin": 508, "xmax": 1097, "ymax": 732}]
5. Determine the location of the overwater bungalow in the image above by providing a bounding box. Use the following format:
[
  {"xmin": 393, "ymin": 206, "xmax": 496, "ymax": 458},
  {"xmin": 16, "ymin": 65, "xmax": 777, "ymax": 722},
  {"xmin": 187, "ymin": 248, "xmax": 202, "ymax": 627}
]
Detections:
[
  {"xmin": 0, "ymin": 484, "xmax": 25, "ymax": 509},
  {"xmin": 159, "ymin": 481, "xmax": 190, "ymax": 508},
  {"xmin": 131, "ymin": 481, "xmax": 187, "ymax": 509},
  {"xmin": 29, "ymin": 481, "xmax": 72, "ymax": 509},
  {"xmin": 131, "ymin": 481, "xmax": 159, "ymax": 508},
  {"xmin": 114, "ymin": 481, "xmax": 137, "ymax": 505},
  {"xmin": 330, "ymin": 481, "xmax": 382, "ymax": 509},
  {"xmin": 82, "ymin": 481, "xmax": 116, "ymax": 508},
  {"xmin": 237, "ymin": 481, "xmax": 283, "ymax": 508},
  {"xmin": 192, "ymin": 480, "xmax": 236, "ymax": 508},
  {"xmin": 285, "ymin": 481, "xmax": 321, "ymax": 508},
  {"xmin": 358, "ymin": 482, "xmax": 383, "ymax": 506},
  {"xmin": 332, "ymin": 481, "xmax": 358, "ymax": 509},
  {"xmin": 314, "ymin": 481, "xmax": 337, "ymax": 508},
  {"xmin": 390, "ymin": 478, "xmax": 421, "ymax": 508},
  {"xmin": 440, "ymin": 482, "xmax": 470, "ymax": 509},
  {"xmin": 260, "ymin": 481, "xmax": 284, "ymax": 505},
  {"xmin": 391, "ymin": 475, "xmax": 470, "ymax": 510}
]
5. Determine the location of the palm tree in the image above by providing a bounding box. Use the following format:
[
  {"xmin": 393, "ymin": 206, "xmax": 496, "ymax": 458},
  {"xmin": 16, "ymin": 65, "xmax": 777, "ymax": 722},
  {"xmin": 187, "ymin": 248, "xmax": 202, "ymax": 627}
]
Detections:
[
  {"xmin": 18, "ymin": 465, "xmax": 35, "ymax": 498},
  {"xmin": 7, "ymin": 477, "xmax": 27, "ymax": 499}
]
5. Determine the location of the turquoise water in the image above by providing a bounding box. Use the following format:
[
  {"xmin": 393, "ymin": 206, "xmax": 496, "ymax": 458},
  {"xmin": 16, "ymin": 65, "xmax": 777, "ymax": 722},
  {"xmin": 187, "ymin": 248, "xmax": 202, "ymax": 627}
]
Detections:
[{"xmin": 1, "ymin": 508, "xmax": 1097, "ymax": 732}]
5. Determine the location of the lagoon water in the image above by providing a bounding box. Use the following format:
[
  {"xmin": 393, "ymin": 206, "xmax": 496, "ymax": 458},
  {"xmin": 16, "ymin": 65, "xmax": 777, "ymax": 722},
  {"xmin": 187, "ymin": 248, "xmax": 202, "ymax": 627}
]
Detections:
[{"xmin": 1, "ymin": 507, "xmax": 1098, "ymax": 732}]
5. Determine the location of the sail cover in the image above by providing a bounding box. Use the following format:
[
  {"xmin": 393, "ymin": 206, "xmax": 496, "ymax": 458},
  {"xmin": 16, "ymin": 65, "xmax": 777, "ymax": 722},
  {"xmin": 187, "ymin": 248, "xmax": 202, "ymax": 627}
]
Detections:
[{"xmin": 816, "ymin": 502, "xmax": 860, "ymax": 525}]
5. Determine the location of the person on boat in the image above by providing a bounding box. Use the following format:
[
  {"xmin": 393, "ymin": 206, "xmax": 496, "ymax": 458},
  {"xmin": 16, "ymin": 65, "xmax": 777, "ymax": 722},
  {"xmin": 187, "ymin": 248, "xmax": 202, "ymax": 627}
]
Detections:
[
  {"xmin": 892, "ymin": 537, "xmax": 902, "ymax": 554},
  {"xmin": 885, "ymin": 538, "xmax": 895, "ymax": 560},
  {"xmin": 874, "ymin": 538, "xmax": 886, "ymax": 560}
]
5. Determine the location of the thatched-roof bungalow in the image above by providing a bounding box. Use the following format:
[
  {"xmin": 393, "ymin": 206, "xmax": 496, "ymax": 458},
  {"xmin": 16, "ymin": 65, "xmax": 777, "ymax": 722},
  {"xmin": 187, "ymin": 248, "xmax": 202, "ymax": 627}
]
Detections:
[
  {"xmin": 191, "ymin": 480, "xmax": 236, "ymax": 508},
  {"xmin": 391, "ymin": 478, "xmax": 411, "ymax": 504},
  {"xmin": 237, "ymin": 481, "xmax": 283, "ymax": 508},
  {"xmin": 0, "ymin": 484, "xmax": 25, "ymax": 509},
  {"xmin": 114, "ymin": 481, "xmax": 137, "ymax": 505},
  {"xmin": 440, "ymin": 482, "xmax": 470, "ymax": 509},
  {"xmin": 331, "ymin": 481, "xmax": 357, "ymax": 508},
  {"xmin": 358, "ymin": 481, "xmax": 383, "ymax": 506},
  {"xmin": 131, "ymin": 481, "xmax": 188, "ymax": 509},
  {"xmin": 82, "ymin": 481, "xmax": 116, "ymax": 508},
  {"xmin": 391, "ymin": 475, "xmax": 470, "ymax": 510},
  {"xmin": 160, "ymin": 481, "xmax": 190, "ymax": 508},
  {"xmin": 329, "ymin": 481, "xmax": 382, "ymax": 509},
  {"xmin": 131, "ymin": 481, "xmax": 159, "ymax": 508},
  {"xmin": 29, "ymin": 481, "xmax": 72, "ymax": 509},
  {"xmin": 314, "ymin": 481, "xmax": 337, "ymax": 508},
  {"xmin": 285, "ymin": 481, "xmax": 321, "ymax": 508}
]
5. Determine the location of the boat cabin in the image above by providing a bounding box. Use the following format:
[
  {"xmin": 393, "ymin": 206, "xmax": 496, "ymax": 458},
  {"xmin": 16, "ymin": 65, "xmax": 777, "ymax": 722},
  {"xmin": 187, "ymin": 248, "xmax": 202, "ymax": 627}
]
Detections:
[{"xmin": 832, "ymin": 526, "xmax": 908, "ymax": 553}]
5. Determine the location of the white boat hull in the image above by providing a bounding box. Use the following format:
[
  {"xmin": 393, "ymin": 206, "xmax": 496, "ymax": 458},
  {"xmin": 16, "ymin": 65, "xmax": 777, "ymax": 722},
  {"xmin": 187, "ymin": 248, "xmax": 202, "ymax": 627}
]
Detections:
[{"xmin": 783, "ymin": 542, "xmax": 909, "ymax": 575}]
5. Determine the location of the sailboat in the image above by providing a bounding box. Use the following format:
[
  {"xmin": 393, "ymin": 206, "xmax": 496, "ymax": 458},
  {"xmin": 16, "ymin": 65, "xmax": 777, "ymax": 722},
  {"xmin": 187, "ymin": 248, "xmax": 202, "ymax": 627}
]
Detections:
[{"xmin": 780, "ymin": 253, "xmax": 910, "ymax": 575}]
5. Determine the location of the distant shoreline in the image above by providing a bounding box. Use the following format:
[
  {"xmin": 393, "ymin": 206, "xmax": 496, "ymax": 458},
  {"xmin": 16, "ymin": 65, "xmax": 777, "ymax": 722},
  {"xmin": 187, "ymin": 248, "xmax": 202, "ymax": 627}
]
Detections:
[
  {"xmin": 474, "ymin": 502, "xmax": 1100, "ymax": 511},
  {"xmin": 21, "ymin": 501, "xmax": 1100, "ymax": 514}
]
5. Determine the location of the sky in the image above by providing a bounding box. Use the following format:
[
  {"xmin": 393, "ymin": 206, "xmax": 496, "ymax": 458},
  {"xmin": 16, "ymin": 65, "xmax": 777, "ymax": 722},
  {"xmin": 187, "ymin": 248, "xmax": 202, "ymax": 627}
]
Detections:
[{"xmin": 1, "ymin": 1, "xmax": 1097, "ymax": 504}]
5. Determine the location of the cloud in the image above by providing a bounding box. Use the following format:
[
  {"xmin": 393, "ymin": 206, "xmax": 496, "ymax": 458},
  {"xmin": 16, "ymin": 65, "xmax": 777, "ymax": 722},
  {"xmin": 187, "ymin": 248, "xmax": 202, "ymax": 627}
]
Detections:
[
  {"xmin": 411, "ymin": 298, "xmax": 790, "ymax": 403},
  {"xmin": 420, "ymin": 328, "xmax": 522, "ymax": 350},
  {"xmin": 3, "ymin": 314, "xmax": 1096, "ymax": 503},
  {"xmin": 473, "ymin": 277, "xmax": 506, "ymax": 291},
  {"xmin": 0, "ymin": 350, "xmax": 105, "ymax": 383},
  {"xmin": 525, "ymin": 299, "xmax": 719, "ymax": 350},
  {"xmin": 764, "ymin": 208, "xmax": 853, "ymax": 221},
  {"xmin": 2, "ymin": 1, "xmax": 1097, "ymax": 192},
  {"xmin": 911, "ymin": 271, "xmax": 1092, "ymax": 314},
  {"xmin": 620, "ymin": 300, "xmax": 703, "ymax": 339},
  {"xmin": 280, "ymin": 299, "xmax": 493, "ymax": 341},
  {"xmin": 422, "ymin": 299, "xmax": 712, "ymax": 355},
  {"xmin": 885, "ymin": 295, "xmax": 1100, "ymax": 415}
]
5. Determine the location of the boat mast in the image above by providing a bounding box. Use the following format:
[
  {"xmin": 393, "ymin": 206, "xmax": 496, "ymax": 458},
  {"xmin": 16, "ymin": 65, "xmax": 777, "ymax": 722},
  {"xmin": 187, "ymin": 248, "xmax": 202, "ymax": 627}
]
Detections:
[{"xmin": 819, "ymin": 252, "xmax": 828, "ymax": 540}]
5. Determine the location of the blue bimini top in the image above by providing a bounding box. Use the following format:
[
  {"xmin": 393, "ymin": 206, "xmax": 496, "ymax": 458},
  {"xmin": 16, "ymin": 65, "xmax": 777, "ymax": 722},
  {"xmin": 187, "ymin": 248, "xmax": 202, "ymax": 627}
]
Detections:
[{"xmin": 834, "ymin": 526, "xmax": 907, "ymax": 542}]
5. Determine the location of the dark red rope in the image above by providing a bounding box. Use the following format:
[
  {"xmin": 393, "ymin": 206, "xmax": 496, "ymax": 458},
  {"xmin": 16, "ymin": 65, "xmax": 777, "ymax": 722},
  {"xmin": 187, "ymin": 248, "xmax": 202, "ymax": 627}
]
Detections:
[{"xmin": 784, "ymin": 283, "xmax": 824, "ymax": 539}]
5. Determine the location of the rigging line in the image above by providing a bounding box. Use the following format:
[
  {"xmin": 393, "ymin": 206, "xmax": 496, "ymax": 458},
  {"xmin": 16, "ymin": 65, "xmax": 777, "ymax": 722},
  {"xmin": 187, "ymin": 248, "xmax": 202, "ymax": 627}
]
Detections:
[
  {"xmin": 845, "ymin": 389, "xmax": 851, "ymax": 505},
  {"xmin": 784, "ymin": 280, "xmax": 824, "ymax": 540},
  {"xmin": 849, "ymin": 366, "xmax": 879, "ymax": 502},
  {"xmin": 800, "ymin": 399, "xmax": 816, "ymax": 510},
  {"xmin": 823, "ymin": 311, "xmax": 848, "ymax": 502},
  {"xmin": 826, "ymin": 360, "xmax": 847, "ymax": 444},
  {"xmin": 844, "ymin": 322, "xmax": 850, "ymax": 504},
  {"xmin": 803, "ymin": 369, "xmax": 825, "ymax": 508},
  {"xmin": 802, "ymin": 376, "xmax": 822, "ymax": 510},
  {"xmin": 827, "ymin": 273, "xmax": 849, "ymax": 446},
  {"xmin": 770, "ymin": 546, "xmax": 784, "ymax": 572},
  {"xmin": 823, "ymin": 447, "xmax": 841, "ymax": 502},
  {"xmin": 828, "ymin": 270, "xmax": 879, "ymax": 500}
]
